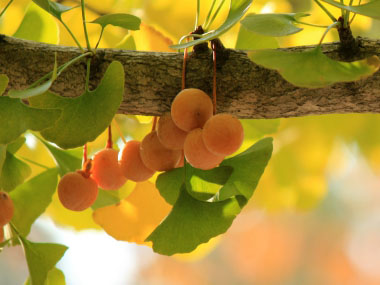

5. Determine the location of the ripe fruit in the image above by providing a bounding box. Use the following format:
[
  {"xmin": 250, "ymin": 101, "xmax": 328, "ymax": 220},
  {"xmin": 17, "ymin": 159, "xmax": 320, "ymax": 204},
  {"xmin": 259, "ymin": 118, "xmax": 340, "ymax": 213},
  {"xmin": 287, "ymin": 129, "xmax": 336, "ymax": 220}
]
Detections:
[
  {"xmin": 184, "ymin": 128, "xmax": 224, "ymax": 170},
  {"xmin": 140, "ymin": 131, "xmax": 182, "ymax": 171},
  {"xmin": 157, "ymin": 113, "xmax": 188, "ymax": 150},
  {"xmin": 202, "ymin": 113, "xmax": 244, "ymax": 156},
  {"xmin": 58, "ymin": 170, "xmax": 98, "ymax": 211},
  {"xmin": 120, "ymin": 140, "xmax": 155, "ymax": 182},
  {"xmin": 0, "ymin": 191, "xmax": 14, "ymax": 226},
  {"xmin": 171, "ymin": 88, "xmax": 213, "ymax": 132},
  {"xmin": 91, "ymin": 148, "xmax": 127, "ymax": 190}
]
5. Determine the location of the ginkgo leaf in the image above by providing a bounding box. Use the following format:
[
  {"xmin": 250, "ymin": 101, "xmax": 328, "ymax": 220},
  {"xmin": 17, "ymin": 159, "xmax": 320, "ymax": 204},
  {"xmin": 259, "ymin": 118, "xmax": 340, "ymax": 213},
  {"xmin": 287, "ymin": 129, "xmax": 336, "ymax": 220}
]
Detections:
[
  {"xmin": 90, "ymin": 13, "xmax": 141, "ymax": 30},
  {"xmin": 249, "ymin": 47, "xmax": 380, "ymax": 88},
  {"xmin": 0, "ymin": 74, "xmax": 9, "ymax": 95},
  {"xmin": 321, "ymin": 0, "xmax": 380, "ymax": 20},
  {"xmin": 150, "ymin": 138, "xmax": 273, "ymax": 255},
  {"xmin": 0, "ymin": 96, "xmax": 61, "ymax": 145},
  {"xmin": 13, "ymin": 2, "xmax": 59, "ymax": 44},
  {"xmin": 171, "ymin": 0, "xmax": 253, "ymax": 49},
  {"xmin": 32, "ymin": 0, "xmax": 75, "ymax": 21},
  {"xmin": 19, "ymin": 236, "xmax": 67, "ymax": 285},
  {"xmin": 146, "ymin": 186, "xmax": 241, "ymax": 255},
  {"xmin": 25, "ymin": 267, "xmax": 66, "ymax": 285},
  {"xmin": 235, "ymin": 25, "xmax": 279, "ymax": 50},
  {"xmin": 240, "ymin": 13, "xmax": 310, "ymax": 37},
  {"xmin": 93, "ymin": 181, "xmax": 171, "ymax": 245},
  {"xmin": 10, "ymin": 169, "xmax": 58, "ymax": 237},
  {"xmin": 29, "ymin": 61, "xmax": 124, "ymax": 149},
  {"xmin": 0, "ymin": 151, "xmax": 31, "ymax": 191},
  {"xmin": 6, "ymin": 136, "xmax": 26, "ymax": 154}
]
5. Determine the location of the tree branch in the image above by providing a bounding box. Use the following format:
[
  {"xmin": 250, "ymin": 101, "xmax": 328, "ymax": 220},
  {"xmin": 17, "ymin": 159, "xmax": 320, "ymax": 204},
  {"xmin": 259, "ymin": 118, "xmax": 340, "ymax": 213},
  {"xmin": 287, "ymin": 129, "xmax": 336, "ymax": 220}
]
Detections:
[{"xmin": 1, "ymin": 34, "xmax": 380, "ymax": 119}]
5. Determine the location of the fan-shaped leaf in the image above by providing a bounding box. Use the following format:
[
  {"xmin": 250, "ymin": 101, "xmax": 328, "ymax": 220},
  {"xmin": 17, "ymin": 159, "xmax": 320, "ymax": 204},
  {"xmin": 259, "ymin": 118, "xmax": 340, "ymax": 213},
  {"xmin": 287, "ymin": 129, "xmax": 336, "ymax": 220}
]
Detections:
[{"xmin": 321, "ymin": 0, "xmax": 380, "ymax": 20}]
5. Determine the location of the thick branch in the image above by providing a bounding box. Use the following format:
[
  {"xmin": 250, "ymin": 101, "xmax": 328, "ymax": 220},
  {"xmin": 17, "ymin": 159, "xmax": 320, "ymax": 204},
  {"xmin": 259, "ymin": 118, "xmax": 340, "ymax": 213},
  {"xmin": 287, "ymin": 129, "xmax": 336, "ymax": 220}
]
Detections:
[{"xmin": 1, "ymin": 34, "xmax": 380, "ymax": 119}]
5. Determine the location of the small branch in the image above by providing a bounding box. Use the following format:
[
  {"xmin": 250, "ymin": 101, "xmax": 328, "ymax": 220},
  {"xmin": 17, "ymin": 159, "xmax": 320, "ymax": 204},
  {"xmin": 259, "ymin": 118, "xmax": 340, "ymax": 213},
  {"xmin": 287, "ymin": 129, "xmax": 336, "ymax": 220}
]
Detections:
[{"xmin": 1, "ymin": 34, "xmax": 380, "ymax": 119}]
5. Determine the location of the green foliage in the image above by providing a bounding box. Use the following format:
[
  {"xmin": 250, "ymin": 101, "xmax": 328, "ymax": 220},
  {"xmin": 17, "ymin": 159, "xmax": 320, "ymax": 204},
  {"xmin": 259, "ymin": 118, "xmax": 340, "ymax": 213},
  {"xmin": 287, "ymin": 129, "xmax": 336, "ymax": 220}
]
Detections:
[
  {"xmin": 171, "ymin": 0, "xmax": 253, "ymax": 49},
  {"xmin": 32, "ymin": 0, "xmax": 75, "ymax": 21},
  {"xmin": 19, "ymin": 236, "xmax": 68, "ymax": 285},
  {"xmin": 0, "ymin": 74, "xmax": 9, "ymax": 95},
  {"xmin": 0, "ymin": 150, "xmax": 31, "ymax": 191},
  {"xmin": 10, "ymin": 169, "xmax": 58, "ymax": 237},
  {"xmin": 25, "ymin": 267, "xmax": 66, "ymax": 285},
  {"xmin": 321, "ymin": 0, "xmax": 380, "ymax": 20},
  {"xmin": 149, "ymin": 138, "xmax": 273, "ymax": 255},
  {"xmin": 249, "ymin": 47, "xmax": 380, "ymax": 88},
  {"xmin": 91, "ymin": 189, "xmax": 122, "ymax": 210},
  {"xmin": 90, "ymin": 13, "xmax": 141, "ymax": 30},
  {"xmin": 0, "ymin": 96, "xmax": 61, "ymax": 145},
  {"xmin": 29, "ymin": 61, "xmax": 125, "ymax": 149},
  {"xmin": 235, "ymin": 25, "xmax": 279, "ymax": 50},
  {"xmin": 241, "ymin": 119, "xmax": 281, "ymax": 140},
  {"xmin": 241, "ymin": 13, "xmax": 310, "ymax": 37}
]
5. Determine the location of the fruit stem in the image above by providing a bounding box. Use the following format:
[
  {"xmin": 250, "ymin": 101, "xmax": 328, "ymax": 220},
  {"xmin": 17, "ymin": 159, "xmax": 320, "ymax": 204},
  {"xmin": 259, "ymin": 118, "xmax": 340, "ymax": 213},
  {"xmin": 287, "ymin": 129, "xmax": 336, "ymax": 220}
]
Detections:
[
  {"xmin": 211, "ymin": 41, "xmax": 217, "ymax": 115},
  {"xmin": 82, "ymin": 159, "xmax": 92, "ymax": 177},
  {"xmin": 151, "ymin": 116, "xmax": 158, "ymax": 132},
  {"xmin": 83, "ymin": 143, "xmax": 88, "ymax": 163},
  {"xmin": 112, "ymin": 119, "xmax": 127, "ymax": 144},
  {"xmin": 106, "ymin": 125, "xmax": 113, "ymax": 148},
  {"xmin": 182, "ymin": 40, "xmax": 189, "ymax": 90}
]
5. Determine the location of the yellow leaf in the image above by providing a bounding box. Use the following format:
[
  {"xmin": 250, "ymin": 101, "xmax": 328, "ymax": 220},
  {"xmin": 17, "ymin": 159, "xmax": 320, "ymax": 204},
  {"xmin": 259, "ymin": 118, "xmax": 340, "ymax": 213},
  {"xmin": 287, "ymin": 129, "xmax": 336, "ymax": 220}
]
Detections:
[
  {"xmin": 93, "ymin": 181, "xmax": 171, "ymax": 245},
  {"xmin": 133, "ymin": 22, "xmax": 175, "ymax": 52}
]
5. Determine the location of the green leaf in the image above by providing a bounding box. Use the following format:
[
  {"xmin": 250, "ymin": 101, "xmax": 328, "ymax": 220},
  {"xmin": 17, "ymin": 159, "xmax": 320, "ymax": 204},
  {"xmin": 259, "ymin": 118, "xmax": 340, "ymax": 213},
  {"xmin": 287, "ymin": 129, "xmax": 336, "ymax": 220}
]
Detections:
[
  {"xmin": 146, "ymin": 185, "xmax": 242, "ymax": 255},
  {"xmin": 0, "ymin": 145, "xmax": 6, "ymax": 174},
  {"xmin": 90, "ymin": 13, "xmax": 141, "ymax": 30},
  {"xmin": 25, "ymin": 267, "xmax": 66, "ymax": 285},
  {"xmin": 171, "ymin": 0, "xmax": 253, "ymax": 49},
  {"xmin": 235, "ymin": 24, "xmax": 279, "ymax": 50},
  {"xmin": 249, "ymin": 47, "xmax": 380, "ymax": 88},
  {"xmin": 91, "ymin": 188, "xmax": 122, "ymax": 210},
  {"xmin": 10, "ymin": 169, "xmax": 58, "ymax": 236},
  {"xmin": 13, "ymin": 2, "xmax": 59, "ymax": 44},
  {"xmin": 116, "ymin": 35, "xmax": 136, "ymax": 50},
  {"xmin": 150, "ymin": 138, "xmax": 273, "ymax": 255},
  {"xmin": 0, "ymin": 151, "xmax": 31, "ymax": 191},
  {"xmin": 0, "ymin": 96, "xmax": 61, "ymax": 145},
  {"xmin": 156, "ymin": 168, "xmax": 184, "ymax": 205},
  {"xmin": 240, "ymin": 13, "xmax": 310, "ymax": 37},
  {"xmin": 7, "ymin": 136, "xmax": 26, "ymax": 154},
  {"xmin": 29, "ymin": 61, "xmax": 125, "ymax": 149},
  {"xmin": 32, "ymin": 0, "xmax": 75, "ymax": 20},
  {"xmin": 241, "ymin": 119, "xmax": 280, "ymax": 139},
  {"xmin": 321, "ymin": 0, "xmax": 380, "ymax": 20},
  {"xmin": 20, "ymin": 236, "xmax": 67, "ymax": 285},
  {"xmin": 0, "ymin": 74, "xmax": 9, "ymax": 95},
  {"xmin": 185, "ymin": 163, "xmax": 233, "ymax": 201},
  {"xmin": 218, "ymin": 137, "xmax": 273, "ymax": 200},
  {"xmin": 9, "ymin": 55, "xmax": 58, "ymax": 99},
  {"xmin": 38, "ymin": 137, "xmax": 82, "ymax": 176}
]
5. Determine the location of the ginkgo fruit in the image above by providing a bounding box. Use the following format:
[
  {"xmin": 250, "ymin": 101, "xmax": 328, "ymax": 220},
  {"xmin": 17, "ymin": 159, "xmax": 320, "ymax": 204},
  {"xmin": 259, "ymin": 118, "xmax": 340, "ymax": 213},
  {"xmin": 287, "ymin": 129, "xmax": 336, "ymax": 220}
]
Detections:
[
  {"xmin": 184, "ymin": 128, "xmax": 224, "ymax": 170},
  {"xmin": 91, "ymin": 148, "xmax": 127, "ymax": 190},
  {"xmin": 140, "ymin": 131, "xmax": 182, "ymax": 171},
  {"xmin": 120, "ymin": 140, "xmax": 155, "ymax": 182},
  {"xmin": 171, "ymin": 88, "xmax": 213, "ymax": 132},
  {"xmin": 202, "ymin": 113, "xmax": 244, "ymax": 156},
  {"xmin": 0, "ymin": 191, "xmax": 14, "ymax": 226},
  {"xmin": 58, "ymin": 170, "xmax": 98, "ymax": 211},
  {"xmin": 157, "ymin": 113, "xmax": 188, "ymax": 150}
]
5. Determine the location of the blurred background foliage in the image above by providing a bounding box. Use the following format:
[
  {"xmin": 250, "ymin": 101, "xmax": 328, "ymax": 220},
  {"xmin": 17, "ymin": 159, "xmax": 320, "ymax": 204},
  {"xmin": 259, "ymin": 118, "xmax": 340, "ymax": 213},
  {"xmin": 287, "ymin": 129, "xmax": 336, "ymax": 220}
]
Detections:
[{"xmin": 1, "ymin": 0, "xmax": 380, "ymax": 284}]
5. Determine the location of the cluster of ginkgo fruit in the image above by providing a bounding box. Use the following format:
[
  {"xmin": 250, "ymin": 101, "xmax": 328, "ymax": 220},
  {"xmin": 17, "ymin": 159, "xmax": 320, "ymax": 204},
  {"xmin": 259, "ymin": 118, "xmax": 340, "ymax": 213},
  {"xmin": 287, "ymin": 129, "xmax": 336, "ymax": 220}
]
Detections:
[
  {"xmin": 0, "ymin": 191, "xmax": 14, "ymax": 243},
  {"xmin": 57, "ymin": 88, "xmax": 244, "ymax": 212}
]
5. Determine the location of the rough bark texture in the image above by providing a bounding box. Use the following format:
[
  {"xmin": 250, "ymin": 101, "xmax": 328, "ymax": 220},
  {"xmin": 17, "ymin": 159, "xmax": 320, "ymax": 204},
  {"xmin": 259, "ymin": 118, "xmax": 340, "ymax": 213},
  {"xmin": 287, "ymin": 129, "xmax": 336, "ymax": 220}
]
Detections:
[{"xmin": 1, "ymin": 34, "xmax": 380, "ymax": 119}]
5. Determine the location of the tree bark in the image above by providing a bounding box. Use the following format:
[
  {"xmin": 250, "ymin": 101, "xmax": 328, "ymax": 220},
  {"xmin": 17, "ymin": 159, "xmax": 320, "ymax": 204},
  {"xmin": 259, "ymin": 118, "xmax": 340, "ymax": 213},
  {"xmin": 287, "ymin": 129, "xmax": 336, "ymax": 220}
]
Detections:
[{"xmin": 1, "ymin": 34, "xmax": 380, "ymax": 119}]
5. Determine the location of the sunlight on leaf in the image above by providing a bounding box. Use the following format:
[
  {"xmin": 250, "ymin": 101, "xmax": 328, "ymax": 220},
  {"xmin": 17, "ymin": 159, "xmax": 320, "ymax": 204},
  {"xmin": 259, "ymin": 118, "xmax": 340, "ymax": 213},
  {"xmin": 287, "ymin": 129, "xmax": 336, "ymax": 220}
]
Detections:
[
  {"xmin": 25, "ymin": 267, "xmax": 66, "ymax": 285},
  {"xmin": 171, "ymin": 0, "xmax": 253, "ymax": 49},
  {"xmin": 90, "ymin": 13, "xmax": 141, "ymax": 30},
  {"xmin": 235, "ymin": 24, "xmax": 279, "ymax": 50},
  {"xmin": 249, "ymin": 47, "xmax": 380, "ymax": 88},
  {"xmin": 20, "ymin": 236, "xmax": 67, "ymax": 285},
  {"xmin": 10, "ymin": 169, "xmax": 58, "ymax": 236},
  {"xmin": 0, "ymin": 151, "xmax": 31, "ymax": 191},
  {"xmin": 32, "ymin": 0, "xmax": 75, "ymax": 20},
  {"xmin": 321, "ymin": 0, "xmax": 380, "ymax": 20},
  {"xmin": 93, "ymin": 181, "xmax": 171, "ymax": 245},
  {"xmin": 134, "ymin": 23, "xmax": 175, "ymax": 52},
  {"xmin": 29, "ymin": 61, "xmax": 124, "ymax": 149}
]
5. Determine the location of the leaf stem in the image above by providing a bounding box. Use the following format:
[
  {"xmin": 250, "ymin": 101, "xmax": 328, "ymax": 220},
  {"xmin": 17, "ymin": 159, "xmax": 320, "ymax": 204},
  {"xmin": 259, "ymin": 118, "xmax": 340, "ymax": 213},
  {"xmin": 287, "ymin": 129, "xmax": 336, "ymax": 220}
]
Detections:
[
  {"xmin": 343, "ymin": 0, "xmax": 354, "ymax": 27},
  {"xmin": 203, "ymin": 0, "xmax": 218, "ymax": 29},
  {"xmin": 60, "ymin": 20, "xmax": 84, "ymax": 52},
  {"xmin": 85, "ymin": 58, "xmax": 91, "ymax": 92},
  {"xmin": 19, "ymin": 156, "xmax": 50, "ymax": 170},
  {"xmin": 319, "ymin": 21, "xmax": 340, "ymax": 45},
  {"xmin": 94, "ymin": 27, "xmax": 104, "ymax": 50},
  {"xmin": 0, "ymin": 0, "xmax": 13, "ymax": 19},
  {"xmin": 314, "ymin": 0, "xmax": 337, "ymax": 23},
  {"xmin": 81, "ymin": 0, "xmax": 92, "ymax": 51},
  {"xmin": 349, "ymin": 0, "xmax": 361, "ymax": 24},
  {"xmin": 195, "ymin": 0, "xmax": 200, "ymax": 30},
  {"xmin": 296, "ymin": 21, "xmax": 329, "ymax": 28}
]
